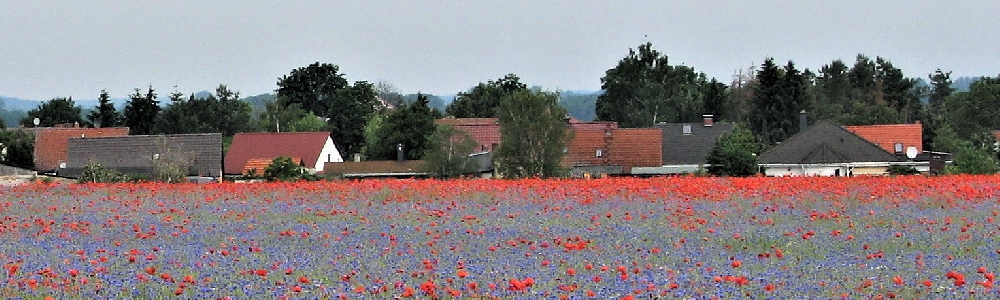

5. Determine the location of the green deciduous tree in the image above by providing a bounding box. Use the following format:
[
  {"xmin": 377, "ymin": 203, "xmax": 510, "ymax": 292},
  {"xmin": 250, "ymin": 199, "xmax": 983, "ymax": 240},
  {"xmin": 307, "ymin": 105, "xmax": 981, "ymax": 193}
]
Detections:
[
  {"xmin": 264, "ymin": 156, "xmax": 303, "ymax": 181},
  {"xmin": 276, "ymin": 62, "xmax": 378, "ymax": 156},
  {"xmin": 327, "ymin": 81, "xmax": 378, "ymax": 156},
  {"xmin": 21, "ymin": 97, "xmax": 85, "ymax": 127},
  {"xmin": 596, "ymin": 42, "xmax": 710, "ymax": 127},
  {"xmin": 446, "ymin": 74, "xmax": 528, "ymax": 118},
  {"xmin": 422, "ymin": 124, "xmax": 480, "ymax": 178},
  {"xmin": 87, "ymin": 90, "xmax": 123, "ymax": 128},
  {"xmin": 495, "ymin": 90, "xmax": 569, "ymax": 178},
  {"xmin": 944, "ymin": 76, "xmax": 1000, "ymax": 141},
  {"xmin": 276, "ymin": 62, "xmax": 349, "ymax": 117},
  {"xmin": 124, "ymin": 87, "xmax": 160, "ymax": 135},
  {"xmin": 365, "ymin": 93, "xmax": 437, "ymax": 160},
  {"xmin": 0, "ymin": 129, "xmax": 34, "ymax": 168},
  {"xmin": 706, "ymin": 125, "xmax": 761, "ymax": 176}
]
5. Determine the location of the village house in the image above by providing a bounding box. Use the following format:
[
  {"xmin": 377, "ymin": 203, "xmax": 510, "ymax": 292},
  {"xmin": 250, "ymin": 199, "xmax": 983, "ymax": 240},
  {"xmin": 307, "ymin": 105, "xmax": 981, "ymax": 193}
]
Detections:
[
  {"xmin": 60, "ymin": 133, "xmax": 222, "ymax": 179},
  {"xmin": 632, "ymin": 115, "xmax": 733, "ymax": 175},
  {"xmin": 758, "ymin": 120, "xmax": 931, "ymax": 176},
  {"xmin": 31, "ymin": 125, "xmax": 130, "ymax": 173},
  {"xmin": 224, "ymin": 132, "xmax": 342, "ymax": 176}
]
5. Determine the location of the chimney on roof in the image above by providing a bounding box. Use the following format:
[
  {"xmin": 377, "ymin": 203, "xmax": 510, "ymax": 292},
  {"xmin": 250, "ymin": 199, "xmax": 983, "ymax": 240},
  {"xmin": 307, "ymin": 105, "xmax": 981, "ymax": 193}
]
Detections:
[
  {"xmin": 799, "ymin": 110, "xmax": 808, "ymax": 133},
  {"xmin": 702, "ymin": 114, "xmax": 714, "ymax": 127},
  {"xmin": 396, "ymin": 143, "xmax": 405, "ymax": 162}
]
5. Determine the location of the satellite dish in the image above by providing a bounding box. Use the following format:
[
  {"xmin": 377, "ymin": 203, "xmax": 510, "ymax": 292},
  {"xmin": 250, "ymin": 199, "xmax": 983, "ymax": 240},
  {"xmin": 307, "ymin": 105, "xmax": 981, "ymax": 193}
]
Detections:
[
  {"xmin": 32, "ymin": 118, "xmax": 40, "ymax": 126},
  {"xmin": 905, "ymin": 146, "xmax": 918, "ymax": 159}
]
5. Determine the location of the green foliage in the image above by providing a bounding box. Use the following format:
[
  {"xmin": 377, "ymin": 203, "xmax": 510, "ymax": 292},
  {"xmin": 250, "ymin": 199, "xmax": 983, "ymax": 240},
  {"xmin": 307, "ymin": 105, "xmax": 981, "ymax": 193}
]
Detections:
[
  {"xmin": 21, "ymin": 97, "xmax": 86, "ymax": 127},
  {"xmin": 422, "ymin": 124, "xmax": 480, "ymax": 178},
  {"xmin": 706, "ymin": 125, "xmax": 761, "ymax": 177},
  {"xmin": 944, "ymin": 76, "xmax": 1000, "ymax": 141},
  {"xmin": 77, "ymin": 163, "xmax": 130, "ymax": 183},
  {"xmin": 0, "ymin": 129, "xmax": 34, "ymax": 168},
  {"xmin": 887, "ymin": 165, "xmax": 920, "ymax": 176},
  {"xmin": 124, "ymin": 87, "xmax": 160, "ymax": 135},
  {"xmin": 750, "ymin": 59, "xmax": 809, "ymax": 145},
  {"xmin": 446, "ymin": 74, "xmax": 527, "ymax": 118},
  {"xmin": 290, "ymin": 112, "xmax": 328, "ymax": 132},
  {"xmin": 701, "ymin": 79, "xmax": 729, "ymax": 121},
  {"xmin": 365, "ymin": 94, "xmax": 437, "ymax": 160},
  {"xmin": 495, "ymin": 89, "xmax": 569, "ymax": 178},
  {"xmin": 257, "ymin": 101, "xmax": 309, "ymax": 132},
  {"xmin": 154, "ymin": 85, "xmax": 253, "ymax": 136},
  {"xmin": 87, "ymin": 89, "xmax": 123, "ymax": 128},
  {"xmin": 264, "ymin": 156, "xmax": 303, "ymax": 181},
  {"xmin": 948, "ymin": 146, "xmax": 1000, "ymax": 175},
  {"xmin": 596, "ymin": 42, "xmax": 711, "ymax": 128},
  {"xmin": 276, "ymin": 62, "xmax": 349, "ymax": 118},
  {"xmin": 327, "ymin": 81, "xmax": 378, "ymax": 156}
]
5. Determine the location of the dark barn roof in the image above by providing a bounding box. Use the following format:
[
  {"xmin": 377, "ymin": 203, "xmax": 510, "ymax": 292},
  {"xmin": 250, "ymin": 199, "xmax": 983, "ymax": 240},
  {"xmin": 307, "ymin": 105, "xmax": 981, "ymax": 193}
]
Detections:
[
  {"xmin": 759, "ymin": 120, "xmax": 899, "ymax": 164},
  {"xmin": 60, "ymin": 133, "xmax": 222, "ymax": 178},
  {"xmin": 655, "ymin": 122, "xmax": 734, "ymax": 165}
]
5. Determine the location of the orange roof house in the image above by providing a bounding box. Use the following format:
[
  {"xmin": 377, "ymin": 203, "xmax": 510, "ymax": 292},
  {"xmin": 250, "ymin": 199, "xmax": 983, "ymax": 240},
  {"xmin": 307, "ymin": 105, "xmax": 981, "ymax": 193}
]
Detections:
[
  {"xmin": 435, "ymin": 118, "xmax": 501, "ymax": 153},
  {"xmin": 844, "ymin": 123, "xmax": 923, "ymax": 155},
  {"xmin": 33, "ymin": 127, "xmax": 130, "ymax": 172},
  {"xmin": 563, "ymin": 124, "xmax": 662, "ymax": 175},
  {"xmin": 224, "ymin": 132, "xmax": 342, "ymax": 175}
]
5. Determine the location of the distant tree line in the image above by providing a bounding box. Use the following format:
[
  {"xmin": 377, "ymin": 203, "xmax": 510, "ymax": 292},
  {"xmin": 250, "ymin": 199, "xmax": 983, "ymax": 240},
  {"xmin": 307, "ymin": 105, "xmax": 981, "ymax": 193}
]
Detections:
[{"xmin": 6, "ymin": 43, "xmax": 1000, "ymax": 176}]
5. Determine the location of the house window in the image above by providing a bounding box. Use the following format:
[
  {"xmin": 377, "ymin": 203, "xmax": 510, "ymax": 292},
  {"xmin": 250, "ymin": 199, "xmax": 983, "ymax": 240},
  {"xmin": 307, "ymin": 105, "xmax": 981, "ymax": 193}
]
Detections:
[
  {"xmin": 595, "ymin": 149, "xmax": 603, "ymax": 157},
  {"xmin": 894, "ymin": 143, "xmax": 903, "ymax": 153},
  {"xmin": 682, "ymin": 124, "xmax": 692, "ymax": 134},
  {"xmin": 152, "ymin": 153, "xmax": 160, "ymax": 160},
  {"xmin": 327, "ymin": 154, "xmax": 331, "ymax": 162}
]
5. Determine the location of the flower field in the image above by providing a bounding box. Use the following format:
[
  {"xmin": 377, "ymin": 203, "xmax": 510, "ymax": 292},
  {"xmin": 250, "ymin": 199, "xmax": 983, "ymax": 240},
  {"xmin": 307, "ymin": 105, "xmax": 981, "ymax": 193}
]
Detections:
[{"xmin": 2, "ymin": 175, "xmax": 1000, "ymax": 299}]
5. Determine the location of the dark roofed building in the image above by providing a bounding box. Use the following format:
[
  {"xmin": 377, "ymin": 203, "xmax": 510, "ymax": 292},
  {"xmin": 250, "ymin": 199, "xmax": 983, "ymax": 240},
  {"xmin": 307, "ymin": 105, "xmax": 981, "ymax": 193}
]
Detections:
[
  {"xmin": 60, "ymin": 133, "xmax": 222, "ymax": 178},
  {"xmin": 632, "ymin": 116, "xmax": 733, "ymax": 175},
  {"xmin": 759, "ymin": 120, "xmax": 912, "ymax": 176}
]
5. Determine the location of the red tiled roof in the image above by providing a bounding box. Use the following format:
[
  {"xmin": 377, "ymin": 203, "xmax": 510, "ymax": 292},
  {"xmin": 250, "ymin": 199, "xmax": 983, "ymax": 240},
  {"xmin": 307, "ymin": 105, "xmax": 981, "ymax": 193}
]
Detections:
[
  {"xmin": 33, "ymin": 127, "xmax": 130, "ymax": 171},
  {"xmin": 993, "ymin": 130, "xmax": 1000, "ymax": 144},
  {"xmin": 243, "ymin": 157, "xmax": 303, "ymax": 176},
  {"xmin": 435, "ymin": 118, "xmax": 501, "ymax": 153},
  {"xmin": 844, "ymin": 123, "xmax": 923, "ymax": 154},
  {"xmin": 224, "ymin": 132, "xmax": 334, "ymax": 174},
  {"xmin": 608, "ymin": 128, "xmax": 662, "ymax": 172},
  {"xmin": 564, "ymin": 129, "xmax": 608, "ymax": 167},
  {"xmin": 563, "ymin": 128, "xmax": 662, "ymax": 173}
]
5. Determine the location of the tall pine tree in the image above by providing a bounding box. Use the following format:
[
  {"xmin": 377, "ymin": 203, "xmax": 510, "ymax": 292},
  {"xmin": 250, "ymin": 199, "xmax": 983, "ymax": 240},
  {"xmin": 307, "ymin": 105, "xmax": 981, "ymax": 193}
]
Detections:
[{"xmin": 124, "ymin": 87, "xmax": 160, "ymax": 135}]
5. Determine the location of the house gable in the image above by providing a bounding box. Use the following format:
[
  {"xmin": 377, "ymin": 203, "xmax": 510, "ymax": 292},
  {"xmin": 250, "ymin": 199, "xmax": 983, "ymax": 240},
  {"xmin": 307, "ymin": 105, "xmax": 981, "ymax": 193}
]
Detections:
[
  {"xmin": 759, "ymin": 120, "xmax": 900, "ymax": 164},
  {"xmin": 224, "ymin": 132, "xmax": 340, "ymax": 175}
]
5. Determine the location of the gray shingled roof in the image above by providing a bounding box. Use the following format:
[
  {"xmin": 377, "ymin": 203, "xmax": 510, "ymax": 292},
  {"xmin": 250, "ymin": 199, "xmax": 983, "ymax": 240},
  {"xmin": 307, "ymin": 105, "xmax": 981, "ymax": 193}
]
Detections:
[
  {"xmin": 758, "ymin": 120, "xmax": 900, "ymax": 164},
  {"xmin": 655, "ymin": 122, "xmax": 734, "ymax": 165},
  {"xmin": 60, "ymin": 133, "xmax": 222, "ymax": 178}
]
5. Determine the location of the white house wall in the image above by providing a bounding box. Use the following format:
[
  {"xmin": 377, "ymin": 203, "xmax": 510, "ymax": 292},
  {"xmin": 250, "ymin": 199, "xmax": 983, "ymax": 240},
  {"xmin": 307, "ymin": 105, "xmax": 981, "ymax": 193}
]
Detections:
[{"xmin": 314, "ymin": 137, "xmax": 344, "ymax": 171}]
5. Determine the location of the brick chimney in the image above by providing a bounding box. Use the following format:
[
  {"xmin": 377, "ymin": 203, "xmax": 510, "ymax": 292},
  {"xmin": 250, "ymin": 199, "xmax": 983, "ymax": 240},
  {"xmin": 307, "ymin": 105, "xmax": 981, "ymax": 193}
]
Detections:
[{"xmin": 702, "ymin": 114, "xmax": 714, "ymax": 127}]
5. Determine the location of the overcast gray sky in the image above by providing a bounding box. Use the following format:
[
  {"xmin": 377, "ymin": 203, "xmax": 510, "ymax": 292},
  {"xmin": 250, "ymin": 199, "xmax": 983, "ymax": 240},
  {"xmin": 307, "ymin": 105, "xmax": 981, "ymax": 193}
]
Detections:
[{"xmin": 2, "ymin": 1, "xmax": 998, "ymax": 101}]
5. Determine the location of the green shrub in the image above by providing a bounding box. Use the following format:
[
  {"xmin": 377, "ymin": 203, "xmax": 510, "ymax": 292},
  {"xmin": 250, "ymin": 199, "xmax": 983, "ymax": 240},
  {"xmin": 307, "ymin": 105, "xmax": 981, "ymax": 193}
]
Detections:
[
  {"xmin": 264, "ymin": 157, "xmax": 303, "ymax": 181},
  {"xmin": 78, "ymin": 163, "xmax": 130, "ymax": 183}
]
